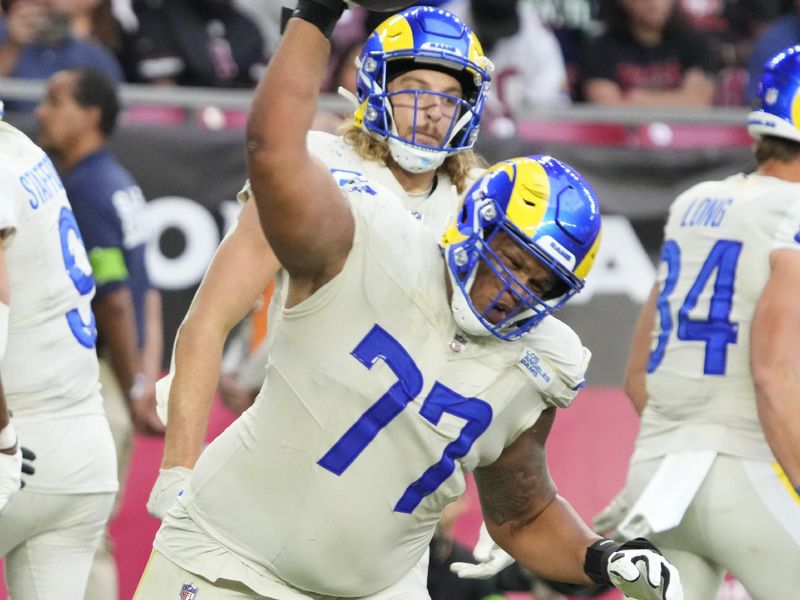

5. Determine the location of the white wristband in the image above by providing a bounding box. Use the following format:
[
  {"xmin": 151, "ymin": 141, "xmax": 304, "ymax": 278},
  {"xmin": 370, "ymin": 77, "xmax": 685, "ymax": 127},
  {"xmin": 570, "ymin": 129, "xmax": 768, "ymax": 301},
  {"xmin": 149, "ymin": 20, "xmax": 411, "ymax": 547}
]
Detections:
[{"xmin": 0, "ymin": 421, "xmax": 16, "ymax": 451}]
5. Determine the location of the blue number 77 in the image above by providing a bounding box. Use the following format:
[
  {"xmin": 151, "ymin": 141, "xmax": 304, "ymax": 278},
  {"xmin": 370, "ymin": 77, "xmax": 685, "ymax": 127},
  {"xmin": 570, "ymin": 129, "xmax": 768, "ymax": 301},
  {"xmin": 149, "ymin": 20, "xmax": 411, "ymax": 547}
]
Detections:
[{"xmin": 318, "ymin": 325, "xmax": 493, "ymax": 513}]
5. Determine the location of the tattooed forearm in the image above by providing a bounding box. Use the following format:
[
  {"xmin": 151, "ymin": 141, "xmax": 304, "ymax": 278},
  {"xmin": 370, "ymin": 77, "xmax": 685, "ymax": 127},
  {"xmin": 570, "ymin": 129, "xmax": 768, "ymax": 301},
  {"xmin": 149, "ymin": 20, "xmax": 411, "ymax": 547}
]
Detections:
[{"xmin": 474, "ymin": 412, "xmax": 557, "ymax": 531}]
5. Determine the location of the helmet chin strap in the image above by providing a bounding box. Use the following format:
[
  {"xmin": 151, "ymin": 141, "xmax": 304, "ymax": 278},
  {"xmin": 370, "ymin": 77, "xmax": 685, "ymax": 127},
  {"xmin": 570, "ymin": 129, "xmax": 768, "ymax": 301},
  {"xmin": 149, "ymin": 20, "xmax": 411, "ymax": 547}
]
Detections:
[
  {"xmin": 447, "ymin": 265, "xmax": 493, "ymax": 337},
  {"xmin": 387, "ymin": 102, "xmax": 476, "ymax": 173},
  {"xmin": 338, "ymin": 86, "xmax": 358, "ymax": 106},
  {"xmin": 387, "ymin": 138, "xmax": 446, "ymax": 173}
]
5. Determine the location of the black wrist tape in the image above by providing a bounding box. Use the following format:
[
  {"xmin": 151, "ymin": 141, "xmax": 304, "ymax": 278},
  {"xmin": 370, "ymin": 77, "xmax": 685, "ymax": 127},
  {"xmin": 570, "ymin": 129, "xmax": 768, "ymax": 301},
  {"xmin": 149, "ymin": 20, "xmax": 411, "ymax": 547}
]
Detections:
[
  {"xmin": 583, "ymin": 537, "xmax": 662, "ymax": 586},
  {"xmin": 583, "ymin": 538, "xmax": 620, "ymax": 586},
  {"xmin": 292, "ymin": 0, "xmax": 346, "ymax": 38}
]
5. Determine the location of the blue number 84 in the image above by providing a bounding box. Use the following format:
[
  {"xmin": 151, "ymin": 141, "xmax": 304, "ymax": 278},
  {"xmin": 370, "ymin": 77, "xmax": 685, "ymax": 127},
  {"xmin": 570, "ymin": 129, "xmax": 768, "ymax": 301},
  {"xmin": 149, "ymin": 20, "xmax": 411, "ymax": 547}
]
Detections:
[
  {"xmin": 648, "ymin": 239, "xmax": 742, "ymax": 375},
  {"xmin": 318, "ymin": 325, "xmax": 493, "ymax": 514}
]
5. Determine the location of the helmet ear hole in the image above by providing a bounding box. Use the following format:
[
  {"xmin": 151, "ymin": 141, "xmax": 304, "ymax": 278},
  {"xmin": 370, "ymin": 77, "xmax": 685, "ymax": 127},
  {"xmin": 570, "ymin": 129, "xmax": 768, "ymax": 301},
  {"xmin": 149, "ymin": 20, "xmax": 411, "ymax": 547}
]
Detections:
[{"xmin": 543, "ymin": 279, "xmax": 570, "ymax": 301}]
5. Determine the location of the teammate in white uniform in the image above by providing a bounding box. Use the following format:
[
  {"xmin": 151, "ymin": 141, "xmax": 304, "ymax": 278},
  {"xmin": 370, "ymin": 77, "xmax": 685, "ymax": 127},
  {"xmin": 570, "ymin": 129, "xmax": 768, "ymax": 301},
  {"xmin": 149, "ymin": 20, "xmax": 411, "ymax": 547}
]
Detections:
[
  {"xmin": 134, "ymin": 4, "xmax": 683, "ymax": 600},
  {"xmin": 596, "ymin": 45, "xmax": 800, "ymax": 600},
  {"xmin": 146, "ymin": 6, "xmax": 492, "ymax": 516},
  {"xmin": 0, "ymin": 117, "xmax": 117, "ymax": 598}
]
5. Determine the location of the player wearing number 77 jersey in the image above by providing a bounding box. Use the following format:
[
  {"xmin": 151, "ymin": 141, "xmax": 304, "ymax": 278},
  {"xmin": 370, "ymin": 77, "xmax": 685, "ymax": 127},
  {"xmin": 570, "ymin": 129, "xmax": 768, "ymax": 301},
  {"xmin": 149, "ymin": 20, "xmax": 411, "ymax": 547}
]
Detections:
[
  {"xmin": 597, "ymin": 44, "xmax": 800, "ymax": 600},
  {"xmin": 0, "ymin": 119, "xmax": 117, "ymax": 599},
  {"xmin": 134, "ymin": 3, "xmax": 683, "ymax": 600}
]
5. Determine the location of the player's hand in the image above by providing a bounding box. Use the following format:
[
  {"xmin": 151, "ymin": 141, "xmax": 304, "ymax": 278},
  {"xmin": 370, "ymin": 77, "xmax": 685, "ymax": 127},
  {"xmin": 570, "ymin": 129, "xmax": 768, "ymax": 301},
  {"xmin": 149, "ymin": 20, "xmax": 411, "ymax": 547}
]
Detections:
[
  {"xmin": 147, "ymin": 466, "xmax": 192, "ymax": 520},
  {"xmin": 590, "ymin": 538, "xmax": 683, "ymax": 600},
  {"xmin": 593, "ymin": 490, "xmax": 629, "ymax": 539},
  {"xmin": 130, "ymin": 378, "xmax": 166, "ymax": 436},
  {"xmin": 450, "ymin": 522, "xmax": 515, "ymax": 580}
]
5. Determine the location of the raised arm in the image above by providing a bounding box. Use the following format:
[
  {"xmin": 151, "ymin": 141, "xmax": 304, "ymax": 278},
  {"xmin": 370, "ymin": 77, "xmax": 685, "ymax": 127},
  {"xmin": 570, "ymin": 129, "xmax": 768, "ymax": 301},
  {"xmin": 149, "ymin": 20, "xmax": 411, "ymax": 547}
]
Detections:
[
  {"xmin": 751, "ymin": 248, "xmax": 800, "ymax": 490},
  {"xmin": 245, "ymin": 8, "xmax": 353, "ymax": 292}
]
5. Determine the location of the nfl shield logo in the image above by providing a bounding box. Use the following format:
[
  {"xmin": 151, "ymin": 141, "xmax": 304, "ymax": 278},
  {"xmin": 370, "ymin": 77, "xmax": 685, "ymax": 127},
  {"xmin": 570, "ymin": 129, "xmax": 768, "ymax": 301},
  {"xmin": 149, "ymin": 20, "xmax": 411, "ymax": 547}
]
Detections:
[{"xmin": 179, "ymin": 582, "xmax": 198, "ymax": 600}]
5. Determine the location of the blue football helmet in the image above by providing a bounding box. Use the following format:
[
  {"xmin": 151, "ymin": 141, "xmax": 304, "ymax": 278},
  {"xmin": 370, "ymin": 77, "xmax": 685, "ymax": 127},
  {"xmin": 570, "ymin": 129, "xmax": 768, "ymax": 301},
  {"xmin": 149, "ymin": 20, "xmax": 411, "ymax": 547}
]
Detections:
[
  {"xmin": 441, "ymin": 156, "xmax": 602, "ymax": 341},
  {"xmin": 748, "ymin": 44, "xmax": 800, "ymax": 143},
  {"xmin": 349, "ymin": 6, "xmax": 493, "ymax": 173}
]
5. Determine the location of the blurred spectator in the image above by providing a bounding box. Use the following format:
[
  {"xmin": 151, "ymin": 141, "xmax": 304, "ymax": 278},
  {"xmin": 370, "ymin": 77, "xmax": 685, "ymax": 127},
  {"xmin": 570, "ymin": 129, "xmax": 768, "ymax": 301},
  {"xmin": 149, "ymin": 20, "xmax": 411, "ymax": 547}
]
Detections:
[
  {"xmin": 0, "ymin": 0, "xmax": 123, "ymax": 110},
  {"xmin": 530, "ymin": 0, "xmax": 604, "ymax": 99},
  {"xmin": 579, "ymin": 0, "xmax": 715, "ymax": 106},
  {"xmin": 72, "ymin": 0, "xmax": 139, "ymax": 75},
  {"xmin": 126, "ymin": 0, "xmax": 266, "ymax": 87},
  {"xmin": 745, "ymin": 1, "xmax": 800, "ymax": 103},
  {"xmin": 234, "ymin": 0, "xmax": 281, "ymax": 57},
  {"xmin": 679, "ymin": 0, "xmax": 782, "ymax": 105},
  {"xmin": 447, "ymin": 0, "xmax": 569, "ymax": 119}
]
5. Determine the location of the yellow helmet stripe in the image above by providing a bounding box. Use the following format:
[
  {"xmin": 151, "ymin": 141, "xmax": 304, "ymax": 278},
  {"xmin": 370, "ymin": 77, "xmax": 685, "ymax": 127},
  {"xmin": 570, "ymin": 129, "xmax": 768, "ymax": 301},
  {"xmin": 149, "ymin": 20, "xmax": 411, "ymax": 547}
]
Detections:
[
  {"xmin": 504, "ymin": 159, "xmax": 549, "ymax": 239},
  {"xmin": 574, "ymin": 230, "xmax": 602, "ymax": 280},
  {"xmin": 379, "ymin": 15, "xmax": 414, "ymax": 53}
]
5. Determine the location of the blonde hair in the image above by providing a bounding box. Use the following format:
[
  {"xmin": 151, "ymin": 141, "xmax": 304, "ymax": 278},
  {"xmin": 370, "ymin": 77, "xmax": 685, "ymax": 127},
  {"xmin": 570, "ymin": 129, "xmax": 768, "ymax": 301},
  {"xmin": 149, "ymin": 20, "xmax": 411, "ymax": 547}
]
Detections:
[{"xmin": 337, "ymin": 120, "xmax": 487, "ymax": 195}]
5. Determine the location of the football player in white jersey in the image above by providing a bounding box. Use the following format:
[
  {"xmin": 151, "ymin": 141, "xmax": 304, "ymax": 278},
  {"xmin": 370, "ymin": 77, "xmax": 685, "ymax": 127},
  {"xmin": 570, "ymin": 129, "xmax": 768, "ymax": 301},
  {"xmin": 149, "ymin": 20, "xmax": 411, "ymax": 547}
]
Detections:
[
  {"xmin": 145, "ymin": 6, "xmax": 590, "ymax": 581},
  {"xmin": 134, "ymin": 3, "xmax": 684, "ymax": 600},
  {"xmin": 0, "ymin": 115, "xmax": 117, "ymax": 597},
  {"xmin": 146, "ymin": 6, "xmax": 493, "ymax": 513},
  {"xmin": 595, "ymin": 45, "xmax": 800, "ymax": 600}
]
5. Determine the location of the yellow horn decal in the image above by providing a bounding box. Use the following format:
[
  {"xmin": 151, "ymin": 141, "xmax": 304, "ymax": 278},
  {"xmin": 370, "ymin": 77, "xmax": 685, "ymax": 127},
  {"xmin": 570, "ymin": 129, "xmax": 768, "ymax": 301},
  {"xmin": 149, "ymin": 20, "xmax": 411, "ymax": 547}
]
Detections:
[
  {"xmin": 441, "ymin": 219, "xmax": 468, "ymax": 247},
  {"xmin": 379, "ymin": 16, "xmax": 414, "ymax": 53},
  {"xmin": 503, "ymin": 159, "xmax": 550, "ymax": 239},
  {"xmin": 574, "ymin": 229, "xmax": 602, "ymax": 281},
  {"xmin": 791, "ymin": 89, "xmax": 800, "ymax": 132},
  {"xmin": 468, "ymin": 32, "xmax": 484, "ymax": 63}
]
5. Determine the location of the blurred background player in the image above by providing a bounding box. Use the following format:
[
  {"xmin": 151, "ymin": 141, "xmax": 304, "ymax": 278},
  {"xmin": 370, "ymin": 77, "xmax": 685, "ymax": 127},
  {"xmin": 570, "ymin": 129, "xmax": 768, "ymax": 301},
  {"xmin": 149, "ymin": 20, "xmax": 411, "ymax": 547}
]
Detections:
[
  {"xmin": 595, "ymin": 43, "xmax": 800, "ymax": 599},
  {"xmin": 34, "ymin": 66, "xmax": 163, "ymax": 600},
  {"xmin": 0, "ymin": 100, "xmax": 117, "ymax": 600},
  {"xmin": 134, "ymin": 2, "xmax": 682, "ymax": 599}
]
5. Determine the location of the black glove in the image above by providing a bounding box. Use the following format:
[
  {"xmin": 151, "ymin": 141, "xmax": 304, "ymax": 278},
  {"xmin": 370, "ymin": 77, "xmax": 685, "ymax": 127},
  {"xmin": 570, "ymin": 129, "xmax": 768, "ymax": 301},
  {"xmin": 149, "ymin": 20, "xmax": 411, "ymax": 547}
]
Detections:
[{"xmin": 291, "ymin": 0, "xmax": 347, "ymax": 38}]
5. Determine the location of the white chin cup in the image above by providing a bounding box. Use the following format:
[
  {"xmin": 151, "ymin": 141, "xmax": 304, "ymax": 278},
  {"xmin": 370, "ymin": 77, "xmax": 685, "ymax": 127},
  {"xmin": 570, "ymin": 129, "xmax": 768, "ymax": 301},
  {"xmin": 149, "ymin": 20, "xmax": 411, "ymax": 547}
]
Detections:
[
  {"xmin": 448, "ymin": 268, "xmax": 492, "ymax": 337},
  {"xmin": 387, "ymin": 137, "xmax": 446, "ymax": 173}
]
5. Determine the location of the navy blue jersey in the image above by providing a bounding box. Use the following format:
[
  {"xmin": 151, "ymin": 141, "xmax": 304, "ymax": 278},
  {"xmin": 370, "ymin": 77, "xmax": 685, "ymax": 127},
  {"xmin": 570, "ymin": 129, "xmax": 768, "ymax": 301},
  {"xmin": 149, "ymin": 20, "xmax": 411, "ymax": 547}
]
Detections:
[{"xmin": 64, "ymin": 149, "xmax": 152, "ymax": 347}]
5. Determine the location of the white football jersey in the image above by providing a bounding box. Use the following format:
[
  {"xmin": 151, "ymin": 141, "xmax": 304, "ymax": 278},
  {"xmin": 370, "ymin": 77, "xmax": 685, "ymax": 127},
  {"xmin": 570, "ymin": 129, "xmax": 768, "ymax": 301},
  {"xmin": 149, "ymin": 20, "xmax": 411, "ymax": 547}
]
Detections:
[
  {"xmin": 238, "ymin": 130, "xmax": 481, "ymax": 236},
  {"xmin": 0, "ymin": 122, "xmax": 102, "ymax": 420},
  {"xmin": 155, "ymin": 177, "xmax": 590, "ymax": 597},
  {"xmin": 635, "ymin": 173, "xmax": 800, "ymax": 463}
]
